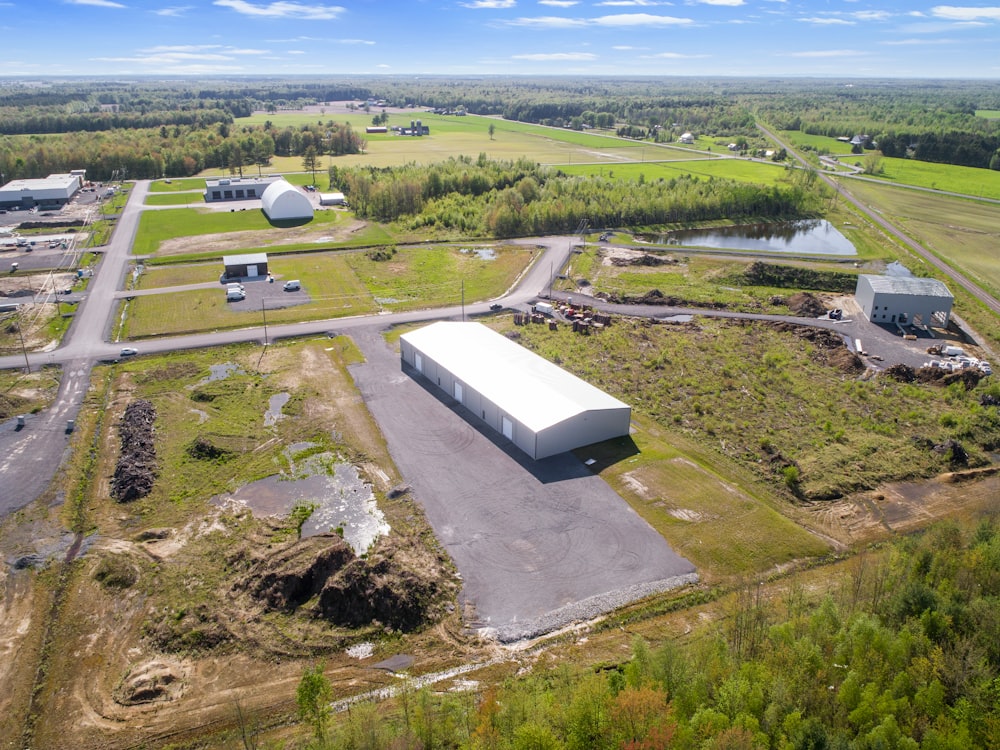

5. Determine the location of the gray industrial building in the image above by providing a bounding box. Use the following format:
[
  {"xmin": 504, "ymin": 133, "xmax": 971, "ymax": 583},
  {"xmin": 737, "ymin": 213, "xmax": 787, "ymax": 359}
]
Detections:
[
  {"xmin": 222, "ymin": 252, "xmax": 268, "ymax": 280},
  {"xmin": 399, "ymin": 321, "xmax": 631, "ymax": 460},
  {"xmin": 855, "ymin": 274, "xmax": 953, "ymax": 327},
  {"xmin": 204, "ymin": 176, "xmax": 281, "ymax": 203}
]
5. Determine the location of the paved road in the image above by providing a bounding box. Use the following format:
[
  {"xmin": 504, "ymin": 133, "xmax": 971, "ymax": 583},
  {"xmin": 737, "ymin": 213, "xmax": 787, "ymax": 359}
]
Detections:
[{"xmin": 757, "ymin": 122, "xmax": 1000, "ymax": 320}]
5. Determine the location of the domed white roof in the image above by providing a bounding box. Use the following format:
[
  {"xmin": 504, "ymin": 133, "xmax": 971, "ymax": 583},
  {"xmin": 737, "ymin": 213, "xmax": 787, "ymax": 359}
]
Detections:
[{"xmin": 260, "ymin": 180, "xmax": 313, "ymax": 221}]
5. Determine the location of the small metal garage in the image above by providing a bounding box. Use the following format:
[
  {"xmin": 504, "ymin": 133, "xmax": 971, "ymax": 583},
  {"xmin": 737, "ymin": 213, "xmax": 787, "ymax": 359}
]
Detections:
[
  {"xmin": 222, "ymin": 253, "xmax": 268, "ymax": 280},
  {"xmin": 400, "ymin": 322, "xmax": 631, "ymax": 459}
]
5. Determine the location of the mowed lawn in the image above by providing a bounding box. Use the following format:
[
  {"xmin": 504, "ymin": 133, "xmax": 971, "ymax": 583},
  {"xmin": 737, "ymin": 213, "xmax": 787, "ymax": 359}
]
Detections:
[
  {"xmin": 840, "ymin": 178, "xmax": 1000, "ymax": 299},
  {"xmin": 124, "ymin": 244, "xmax": 537, "ymax": 337},
  {"xmin": 134, "ymin": 206, "xmax": 343, "ymax": 255},
  {"xmin": 860, "ymin": 157, "xmax": 1000, "ymax": 200}
]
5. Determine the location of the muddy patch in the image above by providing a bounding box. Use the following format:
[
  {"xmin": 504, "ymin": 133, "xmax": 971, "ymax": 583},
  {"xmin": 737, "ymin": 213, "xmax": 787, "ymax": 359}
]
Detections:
[
  {"xmin": 214, "ymin": 456, "xmax": 389, "ymax": 555},
  {"xmin": 264, "ymin": 392, "xmax": 289, "ymax": 427}
]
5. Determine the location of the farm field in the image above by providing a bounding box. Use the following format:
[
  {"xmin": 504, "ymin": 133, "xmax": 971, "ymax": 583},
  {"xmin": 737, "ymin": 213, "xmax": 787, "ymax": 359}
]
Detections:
[
  {"xmin": 857, "ymin": 156, "xmax": 1000, "ymax": 199},
  {"xmin": 839, "ymin": 178, "xmax": 1000, "ymax": 300},
  {"xmin": 560, "ymin": 156, "xmax": 789, "ymax": 186}
]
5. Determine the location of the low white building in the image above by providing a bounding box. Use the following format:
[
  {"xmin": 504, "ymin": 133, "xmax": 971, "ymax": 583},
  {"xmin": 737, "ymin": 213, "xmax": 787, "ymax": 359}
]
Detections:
[
  {"xmin": 0, "ymin": 173, "xmax": 82, "ymax": 208},
  {"xmin": 400, "ymin": 322, "xmax": 631, "ymax": 460},
  {"xmin": 260, "ymin": 180, "xmax": 313, "ymax": 222},
  {"xmin": 678, "ymin": 132, "xmax": 695, "ymax": 144},
  {"xmin": 856, "ymin": 274, "xmax": 953, "ymax": 327},
  {"xmin": 319, "ymin": 192, "xmax": 346, "ymax": 206}
]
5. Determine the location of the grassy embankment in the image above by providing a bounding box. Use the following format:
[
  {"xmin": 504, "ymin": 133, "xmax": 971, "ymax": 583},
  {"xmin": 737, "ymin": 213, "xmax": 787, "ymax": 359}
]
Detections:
[
  {"xmin": 123, "ymin": 244, "xmax": 536, "ymax": 338},
  {"xmin": 501, "ymin": 315, "xmax": 1000, "ymax": 505}
]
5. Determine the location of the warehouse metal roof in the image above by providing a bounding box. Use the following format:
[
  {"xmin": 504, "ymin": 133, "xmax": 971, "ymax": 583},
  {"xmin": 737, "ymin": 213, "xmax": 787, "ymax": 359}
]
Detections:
[
  {"xmin": 861, "ymin": 274, "xmax": 953, "ymax": 299},
  {"xmin": 222, "ymin": 252, "xmax": 268, "ymax": 266},
  {"xmin": 400, "ymin": 321, "xmax": 629, "ymax": 432}
]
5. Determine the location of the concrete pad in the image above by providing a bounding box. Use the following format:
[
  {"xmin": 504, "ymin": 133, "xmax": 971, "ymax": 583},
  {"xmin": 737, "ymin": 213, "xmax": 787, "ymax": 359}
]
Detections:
[{"xmin": 348, "ymin": 327, "xmax": 696, "ymax": 642}]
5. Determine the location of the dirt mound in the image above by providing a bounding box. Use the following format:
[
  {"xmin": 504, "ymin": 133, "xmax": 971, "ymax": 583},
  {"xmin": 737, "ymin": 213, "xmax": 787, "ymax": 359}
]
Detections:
[
  {"xmin": 247, "ymin": 533, "xmax": 355, "ymax": 611},
  {"xmin": 885, "ymin": 364, "xmax": 916, "ymax": 383},
  {"xmin": 597, "ymin": 288, "xmax": 727, "ymax": 309},
  {"xmin": 768, "ymin": 321, "xmax": 862, "ymax": 373},
  {"xmin": 609, "ymin": 253, "xmax": 677, "ymax": 267},
  {"xmin": 111, "ymin": 399, "xmax": 158, "ymax": 502},
  {"xmin": 113, "ymin": 660, "xmax": 186, "ymax": 706},
  {"xmin": 786, "ymin": 292, "xmax": 827, "ymax": 317},
  {"xmin": 916, "ymin": 367, "xmax": 983, "ymax": 390},
  {"xmin": 236, "ymin": 533, "xmax": 455, "ymax": 634}
]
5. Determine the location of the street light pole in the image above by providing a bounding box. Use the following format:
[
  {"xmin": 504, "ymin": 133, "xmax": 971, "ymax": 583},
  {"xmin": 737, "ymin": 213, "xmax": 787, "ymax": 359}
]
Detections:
[
  {"xmin": 261, "ymin": 298, "xmax": 268, "ymax": 345},
  {"xmin": 16, "ymin": 321, "xmax": 29, "ymax": 372}
]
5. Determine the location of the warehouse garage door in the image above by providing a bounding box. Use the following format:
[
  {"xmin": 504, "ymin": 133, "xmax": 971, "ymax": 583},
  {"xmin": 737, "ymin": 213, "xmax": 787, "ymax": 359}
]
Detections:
[
  {"xmin": 454, "ymin": 382, "xmax": 463, "ymax": 403},
  {"xmin": 501, "ymin": 416, "xmax": 513, "ymax": 440},
  {"xmin": 415, "ymin": 353, "xmax": 423, "ymax": 373}
]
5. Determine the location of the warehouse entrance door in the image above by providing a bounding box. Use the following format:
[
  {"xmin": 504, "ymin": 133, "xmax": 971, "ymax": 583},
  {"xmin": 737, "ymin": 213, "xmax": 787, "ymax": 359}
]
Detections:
[
  {"xmin": 501, "ymin": 416, "xmax": 513, "ymax": 441},
  {"xmin": 454, "ymin": 382, "xmax": 463, "ymax": 403},
  {"xmin": 414, "ymin": 353, "xmax": 423, "ymax": 373}
]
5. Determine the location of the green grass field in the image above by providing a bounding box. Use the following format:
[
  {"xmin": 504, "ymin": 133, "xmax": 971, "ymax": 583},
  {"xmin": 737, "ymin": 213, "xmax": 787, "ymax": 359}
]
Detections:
[
  {"xmin": 838, "ymin": 178, "xmax": 1000, "ymax": 300},
  {"xmin": 975, "ymin": 110, "xmax": 1000, "ymax": 119},
  {"xmin": 859, "ymin": 156, "xmax": 1000, "ymax": 199},
  {"xmin": 148, "ymin": 178, "xmax": 206, "ymax": 192},
  {"xmin": 144, "ymin": 192, "xmax": 205, "ymax": 206},
  {"xmin": 124, "ymin": 244, "xmax": 536, "ymax": 337},
  {"xmin": 560, "ymin": 157, "xmax": 790, "ymax": 186},
  {"xmin": 133, "ymin": 206, "xmax": 342, "ymax": 255}
]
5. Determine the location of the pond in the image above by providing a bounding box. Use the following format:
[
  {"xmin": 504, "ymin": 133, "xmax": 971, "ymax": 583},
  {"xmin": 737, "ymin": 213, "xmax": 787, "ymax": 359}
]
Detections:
[{"xmin": 639, "ymin": 220, "xmax": 856, "ymax": 256}]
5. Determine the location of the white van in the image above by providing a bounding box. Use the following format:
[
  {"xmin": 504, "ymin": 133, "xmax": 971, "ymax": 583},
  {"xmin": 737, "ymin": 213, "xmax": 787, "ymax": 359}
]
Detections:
[
  {"xmin": 283, "ymin": 279, "xmax": 301, "ymax": 291},
  {"xmin": 226, "ymin": 289, "xmax": 245, "ymax": 301}
]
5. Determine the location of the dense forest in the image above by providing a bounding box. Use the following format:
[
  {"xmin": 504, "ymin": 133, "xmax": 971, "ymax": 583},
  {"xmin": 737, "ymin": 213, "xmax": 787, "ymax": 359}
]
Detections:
[
  {"xmin": 329, "ymin": 156, "xmax": 816, "ymax": 236},
  {"xmin": 296, "ymin": 520, "xmax": 1000, "ymax": 749}
]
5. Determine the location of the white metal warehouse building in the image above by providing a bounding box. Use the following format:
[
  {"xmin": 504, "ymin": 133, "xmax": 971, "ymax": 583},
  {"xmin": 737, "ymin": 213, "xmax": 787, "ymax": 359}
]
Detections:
[
  {"xmin": 855, "ymin": 274, "xmax": 953, "ymax": 327},
  {"xmin": 0, "ymin": 173, "xmax": 82, "ymax": 209},
  {"xmin": 399, "ymin": 321, "xmax": 631, "ymax": 460},
  {"xmin": 260, "ymin": 179, "xmax": 313, "ymax": 222}
]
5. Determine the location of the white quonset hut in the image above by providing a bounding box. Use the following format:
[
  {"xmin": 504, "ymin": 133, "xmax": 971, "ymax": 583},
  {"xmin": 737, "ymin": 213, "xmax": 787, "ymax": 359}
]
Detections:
[
  {"xmin": 260, "ymin": 180, "xmax": 313, "ymax": 222},
  {"xmin": 856, "ymin": 274, "xmax": 953, "ymax": 327},
  {"xmin": 0, "ymin": 173, "xmax": 82, "ymax": 209},
  {"xmin": 400, "ymin": 321, "xmax": 631, "ymax": 460},
  {"xmin": 204, "ymin": 175, "xmax": 281, "ymax": 203}
]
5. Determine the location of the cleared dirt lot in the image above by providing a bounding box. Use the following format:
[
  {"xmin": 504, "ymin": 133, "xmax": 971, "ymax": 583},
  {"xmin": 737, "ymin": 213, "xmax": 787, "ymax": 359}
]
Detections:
[{"xmin": 347, "ymin": 327, "xmax": 696, "ymax": 642}]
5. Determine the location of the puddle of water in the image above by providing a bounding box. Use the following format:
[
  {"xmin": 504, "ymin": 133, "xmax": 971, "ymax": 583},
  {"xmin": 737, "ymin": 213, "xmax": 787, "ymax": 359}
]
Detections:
[
  {"xmin": 374, "ymin": 297, "xmax": 400, "ymax": 304},
  {"xmin": 265, "ymin": 392, "xmax": 290, "ymax": 427},
  {"xmin": 190, "ymin": 408, "xmax": 209, "ymax": 424},
  {"xmin": 315, "ymin": 236, "xmax": 334, "ymax": 243},
  {"xmin": 461, "ymin": 247, "xmax": 496, "ymax": 260},
  {"xmin": 194, "ymin": 363, "xmax": 245, "ymax": 386},
  {"xmin": 215, "ymin": 458, "xmax": 390, "ymax": 554}
]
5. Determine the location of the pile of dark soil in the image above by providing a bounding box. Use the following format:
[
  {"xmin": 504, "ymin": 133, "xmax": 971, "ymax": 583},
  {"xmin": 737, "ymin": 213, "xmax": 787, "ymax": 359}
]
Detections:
[
  {"xmin": 770, "ymin": 321, "xmax": 863, "ymax": 374},
  {"xmin": 236, "ymin": 532, "xmax": 456, "ymax": 633},
  {"xmin": 916, "ymin": 366, "xmax": 983, "ymax": 390},
  {"xmin": 609, "ymin": 254, "xmax": 678, "ymax": 267},
  {"xmin": 885, "ymin": 364, "xmax": 916, "ymax": 383},
  {"xmin": 596, "ymin": 288, "xmax": 728, "ymax": 309},
  {"xmin": 786, "ymin": 292, "xmax": 827, "ymax": 317},
  {"xmin": 110, "ymin": 399, "xmax": 157, "ymax": 502}
]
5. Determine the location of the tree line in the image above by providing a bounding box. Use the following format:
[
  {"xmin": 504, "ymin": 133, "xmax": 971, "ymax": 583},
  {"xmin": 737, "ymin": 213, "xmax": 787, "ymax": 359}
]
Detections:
[
  {"xmin": 330, "ymin": 156, "xmax": 815, "ymax": 237},
  {"xmin": 292, "ymin": 519, "xmax": 1000, "ymax": 749}
]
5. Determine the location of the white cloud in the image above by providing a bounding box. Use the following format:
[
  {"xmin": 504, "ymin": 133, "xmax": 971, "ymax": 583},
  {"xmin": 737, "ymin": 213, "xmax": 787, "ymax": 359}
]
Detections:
[
  {"xmin": 512, "ymin": 52, "xmax": 597, "ymax": 59},
  {"xmin": 66, "ymin": 0, "xmax": 126, "ymax": 7},
  {"xmin": 510, "ymin": 15, "xmax": 588, "ymax": 26},
  {"xmin": 931, "ymin": 6, "xmax": 1000, "ymax": 21},
  {"xmin": 213, "ymin": 0, "xmax": 345, "ymax": 20},
  {"xmin": 784, "ymin": 49, "xmax": 867, "ymax": 57},
  {"xmin": 153, "ymin": 5, "xmax": 191, "ymax": 15},
  {"xmin": 539, "ymin": 0, "xmax": 578, "ymax": 5},
  {"xmin": 288, "ymin": 49, "xmax": 306, "ymax": 54},
  {"xmin": 881, "ymin": 37, "xmax": 957, "ymax": 45},
  {"xmin": 645, "ymin": 51, "xmax": 710, "ymax": 58},
  {"xmin": 798, "ymin": 17, "xmax": 854, "ymax": 25},
  {"xmin": 593, "ymin": 13, "xmax": 692, "ymax": 25},
  {"xmin": 853, "ymin": 10, "xmax": 891, "ymax": 21},
  {"xmin": 335, "ymin": 38, "xmax": 376, "ymax": 44},
  {"xmin": 597, "ymin": 0, "xmax": 666, "ymax": 6},
  {"xmin": 460, "ymin": 0, "xmax": 515, "ymax": 7},
  {"xmin": 691, "ymin": 0, "xmax": 744, "ymax": 5}
]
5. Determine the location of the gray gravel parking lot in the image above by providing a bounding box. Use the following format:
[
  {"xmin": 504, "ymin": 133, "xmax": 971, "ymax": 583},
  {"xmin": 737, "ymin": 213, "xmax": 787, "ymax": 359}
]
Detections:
[{"xmin": 348, "ymin": 327, "xmax": 696, "ymax": 642}]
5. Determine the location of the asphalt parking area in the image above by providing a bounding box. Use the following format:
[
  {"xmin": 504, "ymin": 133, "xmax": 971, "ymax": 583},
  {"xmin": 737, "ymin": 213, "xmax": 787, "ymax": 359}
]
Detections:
[
  {"xmin": 222, "ymin": 278, "xmax": 311, "ymax": 311},
  {"xmin": 348, "ymin": 327, "xmax": 696, "ymax": 642}
]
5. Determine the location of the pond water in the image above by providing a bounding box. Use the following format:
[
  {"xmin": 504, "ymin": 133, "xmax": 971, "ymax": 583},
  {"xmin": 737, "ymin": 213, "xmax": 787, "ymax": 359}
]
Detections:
[
  {"xmin": 461, "ymin": 247, "xmax": 496, "ymax": 260},
  {"xmin": 640, "ymin": 220, "xmax": 856, "ymax": 256},
  {"xmin": 264, "ymin": 392, "xmax": 290, "ymax": 426},
  {"xmin": 213, "ymin": 455, "xmax": 390, "ymax": 555}
]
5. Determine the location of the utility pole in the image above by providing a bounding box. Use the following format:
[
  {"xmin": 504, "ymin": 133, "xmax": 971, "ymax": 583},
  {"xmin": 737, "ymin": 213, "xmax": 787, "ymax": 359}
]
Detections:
[
  {"xmin": 16, "ymin": 321, "xmax": 29, "ymax": 372},
  {"xmin": 261, "ymin": 298, "xmax": 268, "ymax": 345},
  {"xmin": 461, "ymin": 279, "xmax": 465, "ymax": 322}
]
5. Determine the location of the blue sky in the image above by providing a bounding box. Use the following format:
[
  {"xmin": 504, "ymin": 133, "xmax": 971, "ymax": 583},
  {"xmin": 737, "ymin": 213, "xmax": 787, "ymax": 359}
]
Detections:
[{"xmin": 3, "ymin": 1, "xmax": 1000, "ymax": 78}]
